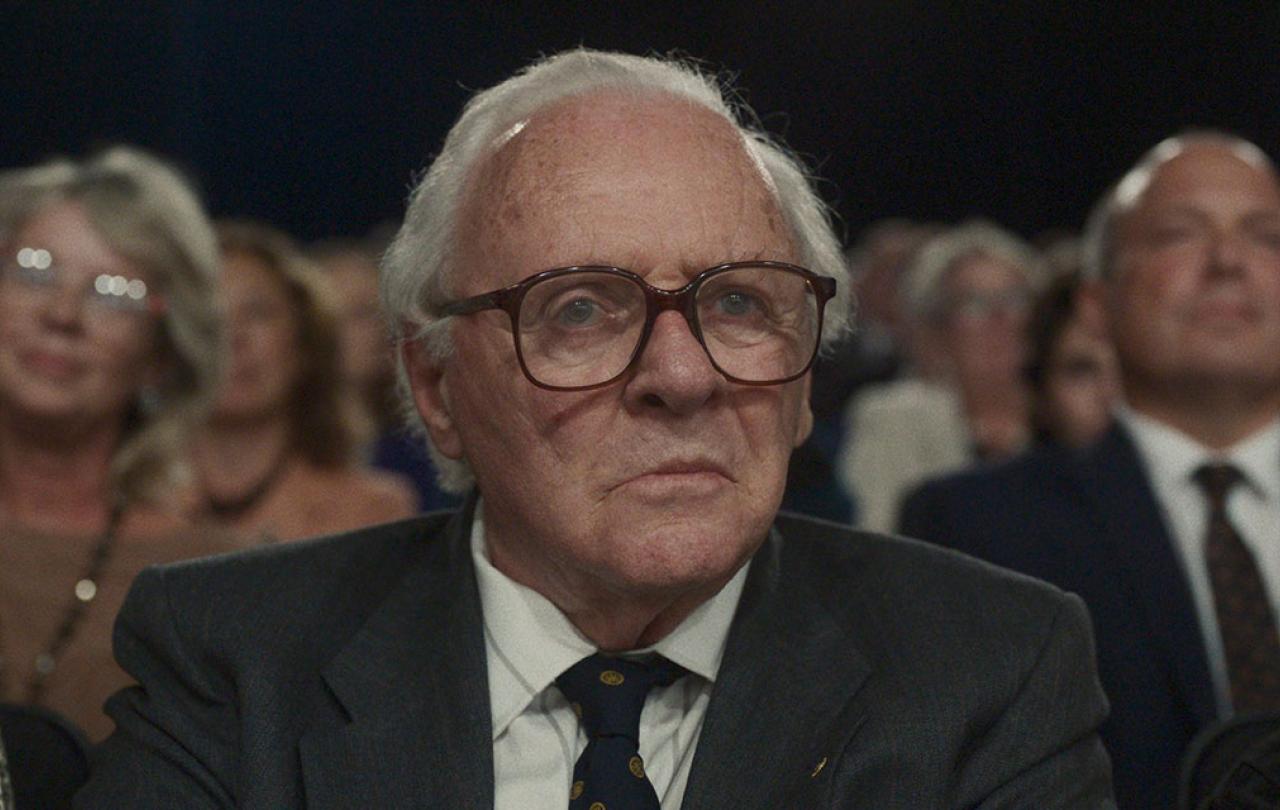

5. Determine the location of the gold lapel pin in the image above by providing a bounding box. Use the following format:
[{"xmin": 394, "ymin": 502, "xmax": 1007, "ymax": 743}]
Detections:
[{"xmin": 810, "ymin": 756, "xmax": 828, "ymax": 778}]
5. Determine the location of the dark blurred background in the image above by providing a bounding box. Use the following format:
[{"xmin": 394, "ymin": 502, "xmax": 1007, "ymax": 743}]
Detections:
[{"xmin": 4, "ymin": 1, "xmax": 1278, "ymax": 243}]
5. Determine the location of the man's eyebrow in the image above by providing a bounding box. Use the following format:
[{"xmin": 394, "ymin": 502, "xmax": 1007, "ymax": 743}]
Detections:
[
  {"xmin": 1242, "ymin": 210, "xmax": 1280, "ymax": 227},
  {"xmin": 559, "ymin": 250, "xmax": 790, "ymax": 276},
  {"xmin": 700, "ymin": 249, "xmax": 792, "ymax": 266},
  {"xmin": 1142, "ymin": 204, "xmax": 1208, "ymax": 220}
]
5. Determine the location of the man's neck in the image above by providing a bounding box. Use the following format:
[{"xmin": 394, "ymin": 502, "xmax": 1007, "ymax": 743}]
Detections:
[
  {"xmin": 0, "ymin": 411, "xmax": 119, "ymax": 533},
  {"xmin": 560, "ymin": 583, "xmax": 731, "ymax": 652},
  {"xmin": 1124, "ymin": 383, "xmax": 1280, "ymax": 451},
  {"xmin": 486, "ymin": 535, "xmax": 735, "ymax": 652}
]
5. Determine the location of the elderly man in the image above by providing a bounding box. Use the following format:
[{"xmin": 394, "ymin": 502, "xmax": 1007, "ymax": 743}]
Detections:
[
  {"xmin": 78, "ymin": 50, "xmax": 1113, "ymax": 809},
  {"xmin": 902, "ymin": 131, "xmax": 1280, "ymax": 810}
]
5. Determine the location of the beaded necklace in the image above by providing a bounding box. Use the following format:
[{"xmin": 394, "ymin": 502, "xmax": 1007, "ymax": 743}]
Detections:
[
  {"xmin": 0, "ymin": 501, "xmax": 123, "ymax": 704},
  {"xmin": 203, "ymin": 450, "xmax": 290, "ymax": 521}
]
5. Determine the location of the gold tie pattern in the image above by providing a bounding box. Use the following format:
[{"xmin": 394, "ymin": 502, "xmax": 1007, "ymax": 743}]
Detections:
[
  {"xmin": 555, "ymin": 654, "xmax": 686, "ymax": 810},
  {"xmin": 1195, "ymin": 463, "xmax": 1280, "ymax": 713}
]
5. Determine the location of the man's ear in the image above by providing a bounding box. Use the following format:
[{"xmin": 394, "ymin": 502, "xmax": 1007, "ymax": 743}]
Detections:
[
  {"xmin": 794, "ymin": 373, "xmax": 814, "ymax": 448},
  {"xmin": 402, "ymin": 339, "xmax": 464, "ymax": 460}
]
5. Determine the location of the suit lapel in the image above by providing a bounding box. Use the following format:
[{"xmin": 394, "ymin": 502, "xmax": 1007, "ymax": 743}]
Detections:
[
  {"xmin": 1068, "ymin": 425, "xmax": 1218, "ymax": 725},
  {"xmin": 681, "ymin": 528, "xmax": 871, "ymax": 810},
  {"xmin": 299, "ymin": 503, "xmax": 494, "ymax": 810}
]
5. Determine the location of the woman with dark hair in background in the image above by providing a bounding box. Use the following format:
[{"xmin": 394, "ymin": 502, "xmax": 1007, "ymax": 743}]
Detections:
[
  {"xmin": 1024, "ymin": 270, "xmax": 1120, "ymax": 449},
  {"xmin": 0, "ymin": 147, "xmax": 246, "ymax": 741},
  {"xmin": 191, "ymin": 221, "xmax": 416, "ymax": 542}
]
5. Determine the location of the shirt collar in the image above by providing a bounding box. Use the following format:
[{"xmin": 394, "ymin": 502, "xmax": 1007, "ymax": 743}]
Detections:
[
  {"xmin": 1117, "ymin": 406, "xmax": 1280, "ymax": 498},
  {"xmin": 470, "ymin": 498, "xmax": 750, "ymax": 740}
]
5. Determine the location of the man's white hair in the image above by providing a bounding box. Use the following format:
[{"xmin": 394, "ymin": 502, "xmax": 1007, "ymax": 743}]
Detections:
[
  {"xmin": 380, "ymin": 49, "xmax": 853, "ymax": 494},
  {"xmin": 1080, "ymin": 130, "xmax": 1276, "ymax": 282}
]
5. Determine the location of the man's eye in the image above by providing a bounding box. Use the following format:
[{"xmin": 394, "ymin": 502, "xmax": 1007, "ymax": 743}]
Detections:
[
  {"xmin": 1251, "ymin": 229, "xmax": 1280, "ymax": 250},
  {"xmin": 554, "ymin": 298, "xmax": 602, "ymax": 326},
  {"xmin": 1148, "ymin": 226, "xmax": 1194, "ymax": 245},
  {"xmin": 715, "ymin": 290, "xmax": 762, "ymax": 317},
  {"xmin": 1143, "ymin": 214, "xmax": 1210, "ymax": 247}
]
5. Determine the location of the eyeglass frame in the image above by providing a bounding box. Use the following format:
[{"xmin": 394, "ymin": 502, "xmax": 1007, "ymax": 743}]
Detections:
[
  {"xmin": 434, "ymin": 260, "xmax": 837, "ymax": 392},
  {"xmin": 0, "ymin": 247, "xmax": 167, "ymax": 322}
]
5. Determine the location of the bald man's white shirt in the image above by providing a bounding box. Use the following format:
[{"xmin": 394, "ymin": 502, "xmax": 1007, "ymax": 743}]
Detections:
[{"xmin": 471, "ymin": 501, "xmax": 749, "ymax": 810}]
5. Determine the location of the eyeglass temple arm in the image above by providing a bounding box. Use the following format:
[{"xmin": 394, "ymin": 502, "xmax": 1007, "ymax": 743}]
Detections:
[
  {"xmin": 814, "ymin": 276, "xmax": 837, "ymax": 301},
  {"xmin": 436, "ymin": 291, "xmax": 507, "ymax": 317}
]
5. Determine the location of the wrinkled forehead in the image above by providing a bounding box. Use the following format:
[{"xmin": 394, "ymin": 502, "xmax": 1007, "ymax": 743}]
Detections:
[
  {"xmin": 455, "ymin": 91, "xmax": 792, "ymax": 278},
  {"xmin": 478, "ymin": 91, "xmax": 773, "ymax": 200}
]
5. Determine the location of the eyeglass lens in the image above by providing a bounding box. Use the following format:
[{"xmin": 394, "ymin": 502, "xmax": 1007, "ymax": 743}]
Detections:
[
  {"xmin": 2, "ymin": 248, "xmax": 154, "ymax": 318},
  {"xmin": 515, "ymin": 266, "xmax": 821, "ymax": 388}
]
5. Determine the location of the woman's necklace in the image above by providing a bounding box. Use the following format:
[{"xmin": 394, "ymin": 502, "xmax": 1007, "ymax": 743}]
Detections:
[
  {"xmin": 204, "ymin": 451, "xmax": 290, "ymax": 521},
  {"xmin": 0, "ymin": 500, "xmax": 124, "ymax": 704}
]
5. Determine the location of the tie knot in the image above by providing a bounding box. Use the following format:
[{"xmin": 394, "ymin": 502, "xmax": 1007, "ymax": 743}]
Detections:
[
  {"xmin": 555, "ymin": 654, "xmax": 686, "ymax": 742},
  {"xmin": 1194, "ymin": 463, "xmax": 1244, "ymax": 510}
]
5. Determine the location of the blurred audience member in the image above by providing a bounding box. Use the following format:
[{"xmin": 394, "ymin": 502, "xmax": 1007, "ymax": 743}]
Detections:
[
  {"xmin": 837, "ymin": 220, "xmax": 1043, "ymax": 531},
  {"xmin": 0, "ymin": 147, "xmax": 245, "ymax": 740},
  {"xmin": 900, "ymin": 131, "xmax": 1280, "ymax": 809},
  {"xmin": 311, "ymin": 236, "xmax": 460, "ymax": 512},
  {"xmin": 191, "ymin": 221, "xmax": 416, "ymax": 541},
  {"xmin": 847, "ymin": 218, "xmax": 943, "ymax": 369},
  {"xmin": 1025, "ymin": 270, "xmax": 1120, "ymax": 448},
  {"xmin": 1035, "ymin": 228, "xmax": 1086, "ymax": 278},
  {"xmin": 1180, "ymin": 712, "xmax": 1280, "ymax": 809},
  {"xmin": 781, "ymin": 221, "xmax": 937, "ymax": 523},
  {"xmin": 310, "ymin": 238, "xmax": 396, "ymax": 428}
]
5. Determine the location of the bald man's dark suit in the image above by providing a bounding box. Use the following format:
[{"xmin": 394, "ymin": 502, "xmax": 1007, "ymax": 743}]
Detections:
[
  {"xmin": 900, "ymin": 425, "xmax": 1217, "ymax": 810},
  {"xmin": 77, "ymin": 501, "xmax": 1114, "ymax": 808}
]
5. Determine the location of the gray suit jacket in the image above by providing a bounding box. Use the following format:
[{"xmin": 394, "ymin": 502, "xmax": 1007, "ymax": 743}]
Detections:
[{"xmin": 76, "ymin": 503, "xmax": 1115, "ymax": 808}]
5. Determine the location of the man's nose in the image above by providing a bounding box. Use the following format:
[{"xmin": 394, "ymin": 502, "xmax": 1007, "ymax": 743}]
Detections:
[
  {"xmin": 1206, "ymin": 228, "xmax": 1248, "ymax": 277},
  {"xmin": 625, "ymin": 309, "xmax": 720, "ymax": 414}
]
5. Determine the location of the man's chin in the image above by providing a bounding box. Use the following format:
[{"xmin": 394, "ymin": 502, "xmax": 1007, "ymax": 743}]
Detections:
[{"xmin": 599, "ymin": 517, "xmax": 764, "ymax": 586}]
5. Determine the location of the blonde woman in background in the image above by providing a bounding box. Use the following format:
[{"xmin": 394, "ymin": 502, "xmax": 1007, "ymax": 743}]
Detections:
[
  {"xmin": 0, "ymin": 147, "xmax": 248, "ymax": 741},
  {"xmin": 191, "ymin": 221, "xmax": 416, "ymax": 542},
  {"xmin": 837, "ymin": 220, "xmax": 1045, "ymax": 531}
]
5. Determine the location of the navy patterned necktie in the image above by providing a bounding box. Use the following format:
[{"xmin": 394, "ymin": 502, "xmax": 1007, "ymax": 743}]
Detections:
[
  {"xmin": 555, "ymin": 653, "xmax": 687, "ymax": 810},
  {"xmin": 1194, "ymin": 463, "xmax": 1280, "ymax": 712}
]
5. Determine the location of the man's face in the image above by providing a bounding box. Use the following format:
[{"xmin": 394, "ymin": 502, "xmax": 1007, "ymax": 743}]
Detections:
[
  {"xmin": 408, "ymin": 94, "xmax": 812, "ymax": 615},
  {"xmin": 1106, "ymin": 143, "xmax": 1280, "ymax": 401}
]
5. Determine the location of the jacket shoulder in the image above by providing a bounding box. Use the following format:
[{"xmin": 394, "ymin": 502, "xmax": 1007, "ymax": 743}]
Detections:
[
  {"xmin": 128, "ymin": 512, "xmax": 459, "ymax": 660},
  {"xmin": 774, "ymin": 512, "xmax": 1077, "ymax": 628}
]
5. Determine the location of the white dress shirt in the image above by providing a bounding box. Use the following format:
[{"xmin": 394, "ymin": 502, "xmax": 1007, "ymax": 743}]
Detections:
[
  {"xmin": 470, "ymin": 501, "xmax": 749, "ymax": 810},
  {"xmin": 1118, "ymin": 408, "xmax": 1280, "ymax": 715}
]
